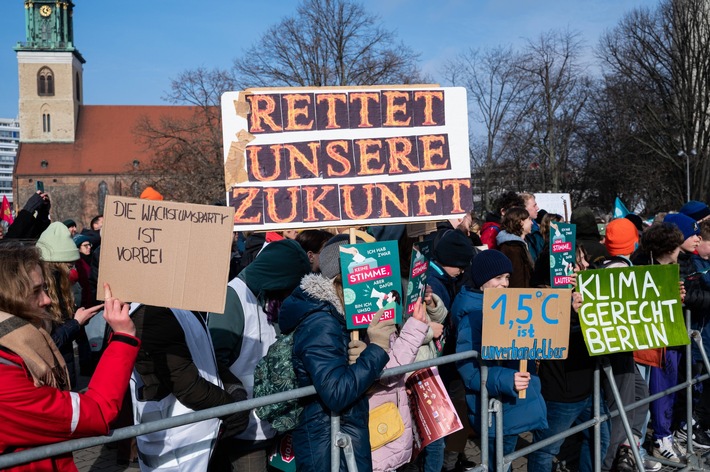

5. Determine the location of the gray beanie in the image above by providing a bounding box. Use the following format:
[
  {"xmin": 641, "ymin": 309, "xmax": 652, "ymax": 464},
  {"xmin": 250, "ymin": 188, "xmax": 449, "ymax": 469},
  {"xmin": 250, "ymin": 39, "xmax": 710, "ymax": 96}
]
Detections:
[
  {"xmin": 37, "ymin": 222, "xmax": 80, "ymax": 262},
  {"xmin": 319, "ymin": 233, "xmax": 367, "ymax": 279}
]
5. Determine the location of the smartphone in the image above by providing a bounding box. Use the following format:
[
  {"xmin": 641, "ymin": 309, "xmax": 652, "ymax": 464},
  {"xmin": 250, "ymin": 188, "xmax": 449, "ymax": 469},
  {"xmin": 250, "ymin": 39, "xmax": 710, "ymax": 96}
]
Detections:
[{"xmin": 35, "ymin": 180, "xmax": 44, "ymax": 192}]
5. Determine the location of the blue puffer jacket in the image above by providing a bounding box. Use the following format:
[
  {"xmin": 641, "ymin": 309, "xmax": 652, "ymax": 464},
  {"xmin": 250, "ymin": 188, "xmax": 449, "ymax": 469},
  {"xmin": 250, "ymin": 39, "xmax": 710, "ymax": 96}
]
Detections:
[
  {"xmin": 279, "ymin": 274, "xmax": 389, "ymax": 472},
  {"xmin": 451, "ymin": 285, "xmax": 548, "ymax": 437}
]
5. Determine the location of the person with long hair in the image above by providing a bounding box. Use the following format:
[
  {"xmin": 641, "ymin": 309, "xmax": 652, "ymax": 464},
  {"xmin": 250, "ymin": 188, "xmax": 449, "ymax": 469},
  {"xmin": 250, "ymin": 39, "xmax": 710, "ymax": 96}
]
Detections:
[
  {"xmin": 0, "ymin": 241, "xmax": 140, "ymax": 471},
  {"xmin": 496, "ymin": 207, "xmax": 535, "ymax": 288},
  {"xmin": 36, "ymin": 222, "xmax": 103, "ymax": 389}
]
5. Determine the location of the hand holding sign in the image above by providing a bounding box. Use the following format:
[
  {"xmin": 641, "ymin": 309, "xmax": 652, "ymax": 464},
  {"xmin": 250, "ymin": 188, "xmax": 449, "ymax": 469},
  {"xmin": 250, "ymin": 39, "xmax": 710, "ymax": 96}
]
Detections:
[
  {"xmin": 514, "ymin": 371, "xmax": 530, "ymax": 393},
  {"xmin": 103, "ymin": 283, "xmax": 135, "ymax": 337},
  {"xmin": 367, "ymin": 309, "xmax": 396, "ymax": 351}
]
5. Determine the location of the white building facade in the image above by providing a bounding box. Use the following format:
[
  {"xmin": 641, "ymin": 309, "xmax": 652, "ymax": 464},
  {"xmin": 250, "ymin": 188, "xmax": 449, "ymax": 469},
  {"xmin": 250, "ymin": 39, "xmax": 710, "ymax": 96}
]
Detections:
[{"xmin": 0, "ymin": 119, "xmax": 19, "ymax": 204}]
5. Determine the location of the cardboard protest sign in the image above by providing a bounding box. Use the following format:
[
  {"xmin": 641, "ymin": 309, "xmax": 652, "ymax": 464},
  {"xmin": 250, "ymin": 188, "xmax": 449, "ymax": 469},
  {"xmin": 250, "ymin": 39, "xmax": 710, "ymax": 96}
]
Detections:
[
  {"xmin": 577, "ymin": 265, "xmax": 689, "ymax": 355},
  {"xmin": 405, "ymin": 243, "xmax": 430, "ymax": 316},
  {"xmin": 97, "ymin": 196, "xmax": 234, "ymax": 313},
  {"xmin": 481, "ymin": 288, "xmax": 571, "ymax": 360},
  {"xmin": 534, "ymin": 193, "xmax": 572, "ymax": 221},
  {"xmin": 221, "ymin": 86, "xmax": 473, "ymax": 230},
  {"xmin": 550, "ymin": 222, "xmax": 576, "ymax": 288},
  {"xmin": 339, "ymin": 240, "xmax": 402, "ymax": 329},
  {"xmin": 407, "ymin": 367, "xmax": 463, "ymax": 456}
]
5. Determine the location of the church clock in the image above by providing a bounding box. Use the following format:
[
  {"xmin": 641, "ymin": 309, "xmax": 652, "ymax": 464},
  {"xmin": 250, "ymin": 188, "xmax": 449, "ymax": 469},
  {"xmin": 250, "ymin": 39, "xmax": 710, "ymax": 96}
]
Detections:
[{"xmin": 39, "ymin": 5, "xmax": 52, "ymax": 17}]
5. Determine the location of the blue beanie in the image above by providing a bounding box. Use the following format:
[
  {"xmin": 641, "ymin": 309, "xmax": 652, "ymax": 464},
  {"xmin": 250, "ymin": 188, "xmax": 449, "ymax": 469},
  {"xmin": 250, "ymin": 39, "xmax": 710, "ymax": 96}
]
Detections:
[
  {"xmin": 664, "ymin": 213, "xmax": 700, "ymax": 241},
  {"xmin": 73, "ymin": 234, "xmax": 91, "ymax": 248},
  {"xmin": 679, "ymin": 200, "xmax": 710, "ymax": 222},
  {"xmin": 471, "ymin": 250, "xmax": 513, "ymax": 288}
]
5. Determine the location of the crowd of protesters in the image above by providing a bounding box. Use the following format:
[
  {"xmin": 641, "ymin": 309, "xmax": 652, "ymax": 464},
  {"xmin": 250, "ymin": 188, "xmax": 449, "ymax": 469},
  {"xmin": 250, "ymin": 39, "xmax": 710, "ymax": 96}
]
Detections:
[{"xmin": 2, "ymin": 187, "xmax": 710, "ymax": 472}]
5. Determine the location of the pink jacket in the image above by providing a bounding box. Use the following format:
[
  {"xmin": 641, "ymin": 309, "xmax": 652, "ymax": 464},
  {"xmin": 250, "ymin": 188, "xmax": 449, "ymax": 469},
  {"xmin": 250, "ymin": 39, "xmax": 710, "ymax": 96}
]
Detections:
[{"xmin": 369, "ymin": 317, "xmax": 428, "ymax": 471}]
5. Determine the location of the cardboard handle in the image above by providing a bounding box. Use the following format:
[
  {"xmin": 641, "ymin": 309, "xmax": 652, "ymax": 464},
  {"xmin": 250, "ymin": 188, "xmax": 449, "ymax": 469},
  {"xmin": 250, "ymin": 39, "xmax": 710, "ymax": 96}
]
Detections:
[{"xmin": 518, "ymin": 359, "xmax": 527, "ymax": 399}]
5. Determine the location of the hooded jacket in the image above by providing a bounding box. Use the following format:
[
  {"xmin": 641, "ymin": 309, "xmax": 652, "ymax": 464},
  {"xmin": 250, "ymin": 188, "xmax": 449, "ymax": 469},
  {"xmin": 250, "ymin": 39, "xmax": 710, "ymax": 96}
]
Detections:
[
  {"xmin": 496, "ymin": 231, "xmax": 533, "ymax": 288},
  {"xmin": 451, "ymin": 285, "xmax": 547, "ymax": 436},
  {"xmin": 279, "ymin": 274, "xmax": 389, "ymax": 472},
  {"xmin": 208, "ymin": 239, "xmax": 311, "ymax": 442}
]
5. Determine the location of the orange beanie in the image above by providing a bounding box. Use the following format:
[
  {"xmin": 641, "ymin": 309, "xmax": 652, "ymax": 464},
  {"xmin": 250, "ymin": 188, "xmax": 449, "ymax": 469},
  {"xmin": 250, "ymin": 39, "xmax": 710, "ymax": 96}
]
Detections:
[{"xmin": 140, "ymin": 186, "xmax": 164, "ymax": 201}]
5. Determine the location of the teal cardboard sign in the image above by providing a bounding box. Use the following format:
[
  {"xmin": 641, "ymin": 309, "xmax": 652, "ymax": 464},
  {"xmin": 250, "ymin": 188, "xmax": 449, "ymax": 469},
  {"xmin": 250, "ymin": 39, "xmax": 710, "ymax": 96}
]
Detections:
[
  {"xmin": 339, "ymin": 240, "xmax": 402, "ymax": 329},
  {"xmin": 549, "ymin": 222, "xmax": 576, "ymax": 288},
  {"xmin": 577, "ymin": 265, "xmax": 689, "ymax": 355},
  {"xmin": 405, "ymin": 243, "xmax": 430, "ymax": 317}
]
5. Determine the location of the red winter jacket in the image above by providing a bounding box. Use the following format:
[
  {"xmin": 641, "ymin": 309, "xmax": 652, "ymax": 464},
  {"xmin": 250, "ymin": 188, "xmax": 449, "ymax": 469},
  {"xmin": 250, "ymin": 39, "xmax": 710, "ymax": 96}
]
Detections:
[
  {"xmin": 0, "ymin": 333, "xmax": 140, "ymax": 471},
  {"xmin": 480, "ymin": 221, "xmax": 501, "ymax": 250}
]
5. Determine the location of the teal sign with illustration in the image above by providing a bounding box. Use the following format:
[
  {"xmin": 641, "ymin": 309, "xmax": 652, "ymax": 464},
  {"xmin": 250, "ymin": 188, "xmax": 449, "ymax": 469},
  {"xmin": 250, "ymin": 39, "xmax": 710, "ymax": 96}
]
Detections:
[
  {"xmin": 549, "ymin": 222, "xmax": 576, "ymax": 288},
  {"xmin": 577, "ymin": 265, "xmax": 689, "ymax": 355},
  {"xmin": 405, "ymin": 243, "xmax": 430, "ymax": 317},
  {"xmin": 339, "ymin": 241, "xmax": 402, "ymax": 329}
]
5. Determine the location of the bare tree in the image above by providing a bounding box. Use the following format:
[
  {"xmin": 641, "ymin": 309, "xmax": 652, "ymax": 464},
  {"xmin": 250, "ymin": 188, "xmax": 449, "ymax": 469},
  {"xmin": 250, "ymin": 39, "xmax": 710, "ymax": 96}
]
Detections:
[
  {"xmin": 515, "ymin": 29, "xmax": 591, "ymax": 193},
  {"xmin": 445, "ymin": 46, "xmax": 533, "ymax": 211},
  {"xmin": 232, "ymin": 0, "xmax": 424, "ymax": 87},
  {"xmin": 597, "ymin": 0, "xmax": 710, "ymax": 205},
  {"xmin": 134, "ymin": 68, "xmax": 235, "ymax": 204}
]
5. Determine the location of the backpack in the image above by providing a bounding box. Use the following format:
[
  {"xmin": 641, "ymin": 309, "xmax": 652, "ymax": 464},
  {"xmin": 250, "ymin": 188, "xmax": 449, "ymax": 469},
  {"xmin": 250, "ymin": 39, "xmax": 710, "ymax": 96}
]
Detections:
[{"xmin": 253, "ymin": 331, "xmax": 303, "ymax": 433}]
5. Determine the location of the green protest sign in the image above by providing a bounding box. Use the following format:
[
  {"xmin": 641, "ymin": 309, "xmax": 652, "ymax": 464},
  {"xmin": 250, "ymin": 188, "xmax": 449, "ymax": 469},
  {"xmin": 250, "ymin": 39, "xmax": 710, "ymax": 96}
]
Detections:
[
  {"xmin": 549, "ymin": 222, "xmax": 576, "ymax": 288},
  {"xmin": 577, "ymin": 265, "xmax": 689, "ymax": 356},
  {"xmin": 339, "ymin": 240, "xmax": 402, "ymax": 329},
  {"xmin": 405, "ymin": 243, "xmax": 429, "ymax": 317}
]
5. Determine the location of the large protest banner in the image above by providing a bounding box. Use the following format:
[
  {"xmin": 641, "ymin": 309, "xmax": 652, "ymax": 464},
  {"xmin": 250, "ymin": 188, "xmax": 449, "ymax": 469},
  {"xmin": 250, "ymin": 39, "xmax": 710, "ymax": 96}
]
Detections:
[
  {"xmin": 481, "ymin": 288, "xmax": 571, "ymax": 360},
  {"xmin": 577, "ymin": 265, "xmax": 689, "ymax": 356},
  {"xmin": 221, "ymin": 86, "xmax": 472, "ymax": 230},
  {"xmin": 97, "ymin": 196, "xmax": 234, "ymax": 313}
]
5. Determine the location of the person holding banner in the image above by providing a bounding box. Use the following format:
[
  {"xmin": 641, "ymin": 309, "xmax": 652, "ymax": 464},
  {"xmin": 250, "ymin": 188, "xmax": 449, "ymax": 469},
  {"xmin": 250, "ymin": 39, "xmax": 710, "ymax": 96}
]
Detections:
[
  {"xmin": 0, "ymin": 242, "xmax": 140, "ymax": 471},
  {"xmin": 278, "ymin": 234, "xmax": 393, "ymax": 472},
  {"xmin": 528, "ymin": 245, "xmax": 612, "ymax": 472},
  {"xmin": 452, "ymin": 249, "xmax": 547, "ymax": 471},
  {"xmin": 597, "ymin": 217, "xmax": 653, "ymax": 472}
]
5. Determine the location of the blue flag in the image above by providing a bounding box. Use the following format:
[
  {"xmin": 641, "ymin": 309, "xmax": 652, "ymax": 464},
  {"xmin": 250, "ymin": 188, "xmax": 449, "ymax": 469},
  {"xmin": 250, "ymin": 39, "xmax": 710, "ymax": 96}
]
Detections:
[{"xmin": 613, "ymin": 197, "xmax": 630, "ymax": 218}]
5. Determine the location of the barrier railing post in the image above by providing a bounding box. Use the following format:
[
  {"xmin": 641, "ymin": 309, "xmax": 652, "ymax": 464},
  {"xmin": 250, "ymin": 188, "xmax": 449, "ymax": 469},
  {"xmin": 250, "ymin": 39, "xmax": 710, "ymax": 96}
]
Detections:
[
  {"xmin": 480, "ymin": 363, "xmax": 489, "ymax": 471},
  {"xmin": 493, "ymin": 399, "xmax": 504, "ymax": 472},
  {"xmin": 594, "ymin": 364, "xmax": 601, "ymax": 472},
  {"xmin": 686, "ymin": 308, "xmax": 695, "ymax": 456},
  {"xmin": 331, "ymin": 413, "xmax": 341, "ymax": 472},
  {"xmin": 601, "ymin": 358, "xmax": 646, "ymax": 471}
]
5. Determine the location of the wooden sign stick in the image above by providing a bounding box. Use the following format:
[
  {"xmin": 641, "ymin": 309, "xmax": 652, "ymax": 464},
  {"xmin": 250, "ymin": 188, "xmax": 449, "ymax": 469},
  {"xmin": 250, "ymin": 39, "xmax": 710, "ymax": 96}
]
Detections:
[
  {"xmin": 518, "ymin": 359, "xmax": 527, "ymax": 399},
  {"xmin": 349, "ymin": 227, "xmax": 359, "ymax": 342}
]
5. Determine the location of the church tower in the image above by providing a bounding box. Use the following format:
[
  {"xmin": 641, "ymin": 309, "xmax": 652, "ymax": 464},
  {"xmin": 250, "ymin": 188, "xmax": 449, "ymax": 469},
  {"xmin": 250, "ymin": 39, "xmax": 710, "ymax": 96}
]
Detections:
[{"xmin": 15, "ymin": 0, "xmax": 85, "ymax": 142}]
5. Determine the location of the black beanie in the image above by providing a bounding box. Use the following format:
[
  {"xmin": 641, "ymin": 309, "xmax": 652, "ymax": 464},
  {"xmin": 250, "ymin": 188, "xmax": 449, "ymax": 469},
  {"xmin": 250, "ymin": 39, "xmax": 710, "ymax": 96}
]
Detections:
[
  {"xmin": 471, "ymin": 250, "xmax": 513, "ymax": 288},
  {"xmin": 434, "ymin": 230, "xmax": 474, "ymax": 268}
]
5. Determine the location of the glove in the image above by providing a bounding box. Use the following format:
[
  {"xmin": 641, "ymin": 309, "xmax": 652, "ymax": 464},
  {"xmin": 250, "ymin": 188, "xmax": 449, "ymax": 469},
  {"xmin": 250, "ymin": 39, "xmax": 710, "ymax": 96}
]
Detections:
[
  {"xmin": 23, "ymin": 192, "xmax": 45, "ymax": 213},
  {"xmin": 348, "ymin": 339, "xmax": 366, "ymax": 364},
  {"xmin": 367, "ymin": 310, "xmax": 396, "ymax": 352},
  {"xmin": 221, "ymin": 380, "xmax": 250, "ymax": 437}
]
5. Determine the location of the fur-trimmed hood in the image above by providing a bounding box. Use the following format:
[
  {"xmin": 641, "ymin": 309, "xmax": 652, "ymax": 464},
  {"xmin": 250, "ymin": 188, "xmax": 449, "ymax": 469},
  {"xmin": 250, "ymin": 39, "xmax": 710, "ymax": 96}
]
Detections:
[{"xmin": 278, "ymin": 273, "xmax": 345, "ymax": 334}]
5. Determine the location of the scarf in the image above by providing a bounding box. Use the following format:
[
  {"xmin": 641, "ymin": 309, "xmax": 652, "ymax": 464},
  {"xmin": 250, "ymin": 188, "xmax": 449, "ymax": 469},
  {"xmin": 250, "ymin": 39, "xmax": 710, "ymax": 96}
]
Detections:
[{"xmin": 0, "ymin": 311, "xmax": 70, "ymax": 390}]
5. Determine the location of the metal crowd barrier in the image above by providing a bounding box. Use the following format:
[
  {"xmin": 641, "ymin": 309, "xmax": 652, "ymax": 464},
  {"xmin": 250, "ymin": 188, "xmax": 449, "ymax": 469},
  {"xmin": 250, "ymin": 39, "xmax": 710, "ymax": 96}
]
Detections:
[{"xmin": 1, "ymin": 310, "xmax": 709, "ymax": 472}]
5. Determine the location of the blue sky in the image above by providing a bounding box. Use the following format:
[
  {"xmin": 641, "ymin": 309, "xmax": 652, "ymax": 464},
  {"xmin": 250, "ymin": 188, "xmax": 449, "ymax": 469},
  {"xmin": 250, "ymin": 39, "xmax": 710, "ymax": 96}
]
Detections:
[{"xmin": 0, "ymin": 0, "xmax": 649, "ymax": 119}]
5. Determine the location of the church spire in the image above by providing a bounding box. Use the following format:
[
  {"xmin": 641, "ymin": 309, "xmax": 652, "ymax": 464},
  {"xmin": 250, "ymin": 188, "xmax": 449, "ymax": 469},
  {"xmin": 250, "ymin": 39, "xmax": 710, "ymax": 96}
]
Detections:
[{"xmin": 15, "ymin": 0, "xmax": 84, "ymax": 62}]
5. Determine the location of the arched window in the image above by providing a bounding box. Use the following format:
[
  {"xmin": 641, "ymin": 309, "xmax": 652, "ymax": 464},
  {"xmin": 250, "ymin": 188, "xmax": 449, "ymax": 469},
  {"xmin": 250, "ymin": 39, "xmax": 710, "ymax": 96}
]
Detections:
[
  {"xmin": 75, "ymin": 72, "xmax": 81, "ymax": 101},
  {"xmin": 98, "ymin": 181, "xmax": 108, "ymax": 214},
  {"xmin": 42, "ymin": 113, "xmax": 51, "ymax": 132},
  {"xmin": 37, "ymin": 67, "xmax": 54, "ymax": 96}
]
